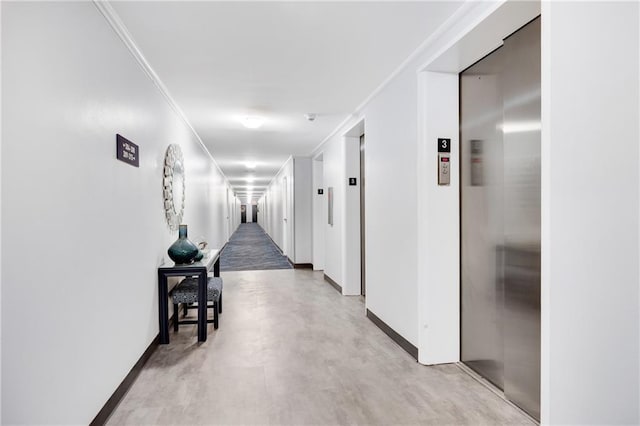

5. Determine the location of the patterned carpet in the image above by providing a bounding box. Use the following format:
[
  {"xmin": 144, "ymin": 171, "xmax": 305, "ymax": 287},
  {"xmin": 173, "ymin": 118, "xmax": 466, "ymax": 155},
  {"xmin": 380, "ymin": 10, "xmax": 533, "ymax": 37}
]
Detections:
[{"xmin": 220, "ymin": 223, "xmax": 292, "ymax": 271}]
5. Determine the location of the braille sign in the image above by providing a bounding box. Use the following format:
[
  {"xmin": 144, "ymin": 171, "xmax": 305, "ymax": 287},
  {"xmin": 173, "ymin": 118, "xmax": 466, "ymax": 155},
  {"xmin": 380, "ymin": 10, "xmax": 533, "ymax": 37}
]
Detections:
[
  {"xmin": 116, "ymin": 134, "xmax": 139, "ymax": 167},
  {"xmin": 349, "ymin": 177, "xmax": 357, "ymax": 186},
  {"xmin": 437, "ymin": 138, "xmax": 451, "ymax": 153}
]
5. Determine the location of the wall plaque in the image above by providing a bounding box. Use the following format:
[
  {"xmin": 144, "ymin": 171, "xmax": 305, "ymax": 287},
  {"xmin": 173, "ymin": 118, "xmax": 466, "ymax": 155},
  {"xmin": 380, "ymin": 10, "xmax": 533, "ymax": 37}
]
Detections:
[{"xmin": 116, "ymin": 134, "xmax": 139, "ymax": 167}]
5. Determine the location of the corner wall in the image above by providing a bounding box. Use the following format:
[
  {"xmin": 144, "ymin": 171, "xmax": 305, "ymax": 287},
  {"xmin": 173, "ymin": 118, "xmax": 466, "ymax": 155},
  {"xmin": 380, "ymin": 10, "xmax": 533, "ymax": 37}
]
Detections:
[
  {"xmin": 417, "ymin": 71, "xmax": 460, "ymax": 365},
  {"xmin": 322, "ymin": 136, "xmax": 346, "ymax": 285},
  {"xmin": 259, "ymin": 157, "xmax": 292, "ymax": 255},
  {"xmin": 258, "ymin": 156, "xmax": 312, "ymax": 264},
  {"xmin": 1, "ymin": 2, "xmax": 235, "ymax": 423},
  {"xmin": 311, "ymin": 156, "xmax": 325, "ymax": 270},
  {"xmin": 541, "ymin": 2, "xmax": 639, "ymax": 423},
  {"xmin": 312, "ymin": 2, "xmax": 640, "ymax": 423},
  {"xmin": 294, "ymin": 157, "xmax": 312, "ymax": 264}
]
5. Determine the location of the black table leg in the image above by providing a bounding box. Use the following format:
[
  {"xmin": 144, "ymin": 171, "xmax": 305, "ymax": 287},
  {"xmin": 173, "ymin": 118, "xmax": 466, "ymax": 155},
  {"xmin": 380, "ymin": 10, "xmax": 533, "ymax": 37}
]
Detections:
[
  {"xmin": 197, "ymin": 272, "xmax": 207, "ymax": 342},
  {"xmin": 158, "ymin": 271, "xmax": 170, "ymax": 344},
  {"xmin": 214, "ymin": 258, "xmax": 220, "ymax": 277}
]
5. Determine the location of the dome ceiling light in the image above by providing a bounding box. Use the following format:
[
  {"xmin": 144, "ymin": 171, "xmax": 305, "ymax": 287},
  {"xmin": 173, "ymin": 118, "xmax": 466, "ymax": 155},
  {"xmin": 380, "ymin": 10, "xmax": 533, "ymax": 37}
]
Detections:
[{"xmin": 241, "ymin": 116, "xmax": 265, "ymax": 129}]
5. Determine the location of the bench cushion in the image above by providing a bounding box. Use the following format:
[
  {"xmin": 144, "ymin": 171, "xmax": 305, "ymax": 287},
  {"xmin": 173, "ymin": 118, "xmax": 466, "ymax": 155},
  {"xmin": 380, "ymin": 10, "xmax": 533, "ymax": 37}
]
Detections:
[{"xmin": 172, "ymin": 277, "xmax": 223, "ymax": 304}]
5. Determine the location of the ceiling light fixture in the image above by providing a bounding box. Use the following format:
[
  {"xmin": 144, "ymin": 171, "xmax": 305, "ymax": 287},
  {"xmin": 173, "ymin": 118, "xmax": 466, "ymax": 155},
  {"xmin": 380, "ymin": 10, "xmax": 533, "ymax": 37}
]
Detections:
[
  {"xmin": 242, "ymin": 116, "xmax": 265, "ymax": 129},
  {"xmin": 245, "ymin": 162, "xmax": 256, "ymax": 170},
  {"xmin": 304, "ymin": 113, "xmax": 316, "ymax": 122},
  {"xmin": 246, "ymin": 176, "xmax": 255, "ymax": 183}
]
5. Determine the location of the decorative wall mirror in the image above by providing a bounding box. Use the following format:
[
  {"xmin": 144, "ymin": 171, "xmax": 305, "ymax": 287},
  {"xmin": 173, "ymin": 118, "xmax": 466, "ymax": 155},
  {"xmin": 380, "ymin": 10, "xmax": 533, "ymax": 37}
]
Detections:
[{"xmin": 163, "ymin": 144, "xmax": 185, "ymax": 230}]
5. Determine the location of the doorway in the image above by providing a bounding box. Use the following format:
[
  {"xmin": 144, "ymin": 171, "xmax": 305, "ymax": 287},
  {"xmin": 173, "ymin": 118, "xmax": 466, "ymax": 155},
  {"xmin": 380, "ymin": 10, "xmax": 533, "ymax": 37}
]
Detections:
[
  {"xmin": 360, "ymin": 133, "xmax": 366, "ymax": 296},
  {"xmin": 460, "ymin": 17, "xmax": 540, "ymax": 420},
  {"xmin": 240, "ymin": 205, "xmax": 247, "ymax": 223},
  {"xmin": 252, "ymin": 204, "xmax": 258, "ymax": 223}
]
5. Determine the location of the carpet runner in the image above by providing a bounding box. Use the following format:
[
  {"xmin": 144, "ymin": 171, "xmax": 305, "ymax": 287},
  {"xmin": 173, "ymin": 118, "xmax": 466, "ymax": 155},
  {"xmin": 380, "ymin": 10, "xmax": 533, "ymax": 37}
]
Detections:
[{"xmin": 220, "ymin": 223, "xmax": 292, "ymax": 271}]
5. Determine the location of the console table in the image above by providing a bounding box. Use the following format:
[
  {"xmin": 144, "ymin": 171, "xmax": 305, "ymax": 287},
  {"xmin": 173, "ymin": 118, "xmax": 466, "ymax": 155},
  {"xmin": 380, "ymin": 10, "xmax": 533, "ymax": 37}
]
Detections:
[{"xmin": 157, "ymin": 249, "xmax": 220, "ymax": 344}]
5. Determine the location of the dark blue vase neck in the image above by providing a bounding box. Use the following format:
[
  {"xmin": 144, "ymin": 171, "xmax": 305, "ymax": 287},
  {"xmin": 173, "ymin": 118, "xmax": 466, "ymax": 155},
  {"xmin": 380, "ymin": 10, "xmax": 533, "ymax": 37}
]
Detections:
[{"xmin": 178, "ymin": 225, "xmax": 188, "ymax": 238}]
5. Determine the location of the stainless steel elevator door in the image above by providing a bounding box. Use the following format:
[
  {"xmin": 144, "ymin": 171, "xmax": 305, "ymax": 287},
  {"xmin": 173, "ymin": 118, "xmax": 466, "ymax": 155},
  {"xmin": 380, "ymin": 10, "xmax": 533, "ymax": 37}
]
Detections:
[
  {"xmin": 460, "ymin": 17, "xmax": 540, "ymax": 420},
  {"xmin": 502, "ymin": 18, "xmax": 541, "ymax": 420},
  {"xmin": 460, "ymin": 46, "xmax": 506, "ymax": 390}
]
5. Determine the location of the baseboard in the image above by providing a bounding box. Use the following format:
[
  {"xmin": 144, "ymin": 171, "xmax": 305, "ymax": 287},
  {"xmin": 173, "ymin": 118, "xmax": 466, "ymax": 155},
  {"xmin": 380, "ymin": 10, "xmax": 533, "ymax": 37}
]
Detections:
[
  {"xmin": 90, "ymin": 335, "xmax": 159, "ymax": 425},
  {"xmin": 287, "ymin": 258, "xmax": 313, "ymax": 269},
  {"xmin": 366, "ymin": 309, "xmax": 418, "ymax": 360},
  {"xmin": 293, "ymin": 263, "xmax": 313, "ymax": 269},
  {"xmin": 323, "ymin": 274, "xmax": 342, "ymax": 293}
]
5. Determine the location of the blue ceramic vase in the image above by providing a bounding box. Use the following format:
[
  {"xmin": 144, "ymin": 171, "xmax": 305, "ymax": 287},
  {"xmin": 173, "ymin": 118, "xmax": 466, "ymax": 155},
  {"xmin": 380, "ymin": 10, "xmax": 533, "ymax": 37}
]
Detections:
[{"xmin": 168, "ymin": 225, "xmax": 199, "ymax": 264}]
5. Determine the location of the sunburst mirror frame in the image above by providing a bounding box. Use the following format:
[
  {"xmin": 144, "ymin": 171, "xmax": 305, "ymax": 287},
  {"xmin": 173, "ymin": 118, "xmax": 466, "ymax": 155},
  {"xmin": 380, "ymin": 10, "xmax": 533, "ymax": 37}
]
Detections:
[{"xmin": 162, "ymin": 144, "xmax": 185, "ymax": 231}]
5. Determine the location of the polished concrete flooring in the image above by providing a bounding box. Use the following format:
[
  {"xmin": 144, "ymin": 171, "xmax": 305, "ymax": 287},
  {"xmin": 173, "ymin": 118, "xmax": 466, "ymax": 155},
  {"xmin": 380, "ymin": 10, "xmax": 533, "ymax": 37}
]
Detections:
[{"xmin": 108, "ymin": 269, "xmax": 533, "ymax": 425}]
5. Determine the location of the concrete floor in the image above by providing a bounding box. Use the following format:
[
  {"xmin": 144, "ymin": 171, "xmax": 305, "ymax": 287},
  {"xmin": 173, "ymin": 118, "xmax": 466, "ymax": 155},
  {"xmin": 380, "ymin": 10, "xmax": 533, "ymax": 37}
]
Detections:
[{"xmin": 108, "ymin": 269, "xmax": 533, "ymax": 425}]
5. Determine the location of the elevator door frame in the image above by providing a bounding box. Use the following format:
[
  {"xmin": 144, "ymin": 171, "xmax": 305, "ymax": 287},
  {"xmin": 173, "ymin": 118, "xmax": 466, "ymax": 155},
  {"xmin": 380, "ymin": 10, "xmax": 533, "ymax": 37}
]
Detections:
[{"xmin": 459, "ymin": 16, "xmax": 541, "ymax": 421}]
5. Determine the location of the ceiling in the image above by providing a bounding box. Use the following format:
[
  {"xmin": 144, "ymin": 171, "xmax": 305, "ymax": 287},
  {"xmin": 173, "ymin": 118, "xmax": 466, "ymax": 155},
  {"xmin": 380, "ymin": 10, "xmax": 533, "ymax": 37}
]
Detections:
[{"xmin": 112, "ymin": 1, "xmax": 464, "ymax": 203}]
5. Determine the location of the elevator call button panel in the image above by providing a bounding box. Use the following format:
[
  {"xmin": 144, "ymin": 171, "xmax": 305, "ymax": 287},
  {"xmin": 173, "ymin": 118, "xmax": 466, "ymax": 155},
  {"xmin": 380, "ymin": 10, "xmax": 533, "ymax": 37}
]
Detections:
[{"xmin": 438, "ymin": 138, "xmax": 451, "ymax": 186}]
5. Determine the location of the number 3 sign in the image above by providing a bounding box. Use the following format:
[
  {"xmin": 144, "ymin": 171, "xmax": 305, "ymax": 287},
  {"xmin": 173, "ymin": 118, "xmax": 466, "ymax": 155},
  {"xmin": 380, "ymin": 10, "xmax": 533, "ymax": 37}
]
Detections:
[{"xmin": 438, "ymin": 138, "xmax": 451, "ymax": 153}]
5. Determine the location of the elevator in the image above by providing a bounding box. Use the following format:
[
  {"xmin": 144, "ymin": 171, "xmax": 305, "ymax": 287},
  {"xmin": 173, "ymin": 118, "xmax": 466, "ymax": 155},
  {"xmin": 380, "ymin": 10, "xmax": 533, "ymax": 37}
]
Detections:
[{"xmin": 460, "ymin": 17, "xmax": 540, "ymax": 420}]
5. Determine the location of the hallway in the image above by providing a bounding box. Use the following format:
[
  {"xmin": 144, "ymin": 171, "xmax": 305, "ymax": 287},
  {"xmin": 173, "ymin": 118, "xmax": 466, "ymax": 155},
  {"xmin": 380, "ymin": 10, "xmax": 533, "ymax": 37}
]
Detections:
[
  {"xmin": 108, "ymin": 269, "xmax": 532, "ymax": 425},
  {"xmin": 220, "ymin": 223, "xmax": 292, "ymax": 271}
]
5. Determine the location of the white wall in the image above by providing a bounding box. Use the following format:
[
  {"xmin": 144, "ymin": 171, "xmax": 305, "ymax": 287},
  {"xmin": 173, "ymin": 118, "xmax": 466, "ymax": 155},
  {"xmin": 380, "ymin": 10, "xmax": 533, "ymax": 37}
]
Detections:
[
  {"xmin": 312, "ymin": 156, "xmax": 325, "ymax": 270},
  {"xmin": 229, "ymin": 190, "xmax": 239, "ymax": 232},
  {"xmin": 541, "ymin": 2, "xmax": 639, "ymax": 424},
  {"xmin": 417, "ymin": 71, "xmax": 460, "ymax": 365},
  {"xmin": 233, "ymin": 196, "xmax": 240, "ymax": 233},
  {"xmin": 312, "ymin": 2, "xmax": 640, "ymax": 423},
  {"xmin": 0, "ymin": 2, "xmax": 4, "ymax": 421},
  {"xmin": 322, "ymin": 138, "xmax": 345, "ymax": 284},
  {"xmin": 342, "ymin": 136, "xmax": 361, "ymax": 296},
  {"xmin": 315, "ymin": 64, "xmax": 421, "ymax": 341},
  {"xmin": 260, "ymin": 157, "xmax": 292, "ymax": 253},
  {"xmin": 293, "ymin": 157, "xmax": 312, "ymax": 264},
  {"xmin": 360, "ymin": 67, "xmax": 420, "ymax": 342},
  {"xmin": 257, "ymin": 198, "xmax": 264, "ymax": 227},
  {"xmin": 258, "ymin": 156, "xmax": 313, "ymax": 264},
  {"xmin": 1, "ymin": 2, "xmax": 236, "ymax": 424},
  {"xmin": 415, "ymin": 1, "xmax": 640, "ymax": 422}
]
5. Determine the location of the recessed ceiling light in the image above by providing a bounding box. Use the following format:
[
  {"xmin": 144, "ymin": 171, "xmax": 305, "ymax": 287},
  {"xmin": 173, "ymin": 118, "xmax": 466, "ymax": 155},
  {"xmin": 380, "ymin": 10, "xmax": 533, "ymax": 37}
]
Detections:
[
  {"xmin": 246, "ymin": 176, "xmax": 255, "ymax": 183},
  {"xmin": 245, "ymin": 162, "xmax": 256, "ymax": 170},
  {"xmin": 242, "ymin": 116, "xmax": 265, "ymax": 129}
]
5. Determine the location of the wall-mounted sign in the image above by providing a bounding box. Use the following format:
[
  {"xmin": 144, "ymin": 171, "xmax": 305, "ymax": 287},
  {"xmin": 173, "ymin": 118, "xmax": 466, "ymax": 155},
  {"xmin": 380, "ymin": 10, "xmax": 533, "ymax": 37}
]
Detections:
[
  {"xmin": 437, "ymin": 138, "xmax": 451, "ymax": 153},
  {"xmin": 328, "ymin": 187, "xmax": 334, "ymax": 226},
  {"xmin": 349, "ymin": 177, "xmax": 357, "ymax": 186},
  {"xmin": 318, "ymin": 189, "xmax": 324, "ymax": 195},
  {"xmin": 116, "ymin": 134, "xmax": 139, "ymax": 167}
]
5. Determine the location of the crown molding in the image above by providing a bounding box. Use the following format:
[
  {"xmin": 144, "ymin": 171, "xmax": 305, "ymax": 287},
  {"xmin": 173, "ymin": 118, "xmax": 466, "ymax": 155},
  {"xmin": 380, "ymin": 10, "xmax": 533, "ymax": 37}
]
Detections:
[
  {"xmin": 92, "ymin": 1, "xmax": 232, "ymax": 189},
  {"xmin": 310, "ymin": 0, "xmax": 483, "ymax": 157}
]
